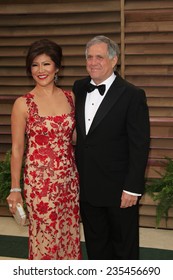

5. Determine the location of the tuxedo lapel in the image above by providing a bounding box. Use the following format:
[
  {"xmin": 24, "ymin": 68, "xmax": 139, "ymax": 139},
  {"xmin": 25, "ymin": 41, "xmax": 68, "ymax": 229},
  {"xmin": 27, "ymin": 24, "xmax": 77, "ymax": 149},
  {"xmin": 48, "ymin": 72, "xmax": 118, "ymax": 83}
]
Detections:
[{"xmin": 88, "ymin": 74, "xmax": 125, "ymax": 135}]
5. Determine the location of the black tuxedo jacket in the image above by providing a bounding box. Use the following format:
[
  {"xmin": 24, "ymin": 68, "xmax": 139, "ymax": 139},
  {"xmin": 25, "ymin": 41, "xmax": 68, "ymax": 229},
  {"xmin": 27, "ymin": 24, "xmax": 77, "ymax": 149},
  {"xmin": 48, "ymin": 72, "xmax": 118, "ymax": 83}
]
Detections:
[{"xmin": 73, "ymin": 72, "xmax": 150, "ymax": 207}]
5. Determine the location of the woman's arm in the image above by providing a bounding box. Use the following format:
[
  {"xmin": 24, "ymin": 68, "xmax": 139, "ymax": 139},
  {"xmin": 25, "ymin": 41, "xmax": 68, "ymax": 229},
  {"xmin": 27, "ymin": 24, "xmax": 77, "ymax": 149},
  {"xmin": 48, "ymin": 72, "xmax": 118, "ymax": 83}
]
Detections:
[{"xmin": 7, "ymin": 97, "xmax": 27, "ymax": 214}]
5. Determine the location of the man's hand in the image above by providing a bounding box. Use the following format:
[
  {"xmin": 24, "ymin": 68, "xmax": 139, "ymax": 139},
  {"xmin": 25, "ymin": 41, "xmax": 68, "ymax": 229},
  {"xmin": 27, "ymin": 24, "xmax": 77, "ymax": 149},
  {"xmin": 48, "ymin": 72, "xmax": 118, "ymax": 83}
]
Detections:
[{"xmin": 120, "ymin": 191, "xmax": 138, "ymax": 208}]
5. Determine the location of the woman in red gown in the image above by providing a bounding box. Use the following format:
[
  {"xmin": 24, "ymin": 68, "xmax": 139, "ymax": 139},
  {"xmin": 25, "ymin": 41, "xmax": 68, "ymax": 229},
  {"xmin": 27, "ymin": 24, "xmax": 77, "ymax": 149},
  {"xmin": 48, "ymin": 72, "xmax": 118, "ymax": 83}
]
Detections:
[{"xmin": 7, "ymin": 39, "xmax": 81, "ymax": 260}]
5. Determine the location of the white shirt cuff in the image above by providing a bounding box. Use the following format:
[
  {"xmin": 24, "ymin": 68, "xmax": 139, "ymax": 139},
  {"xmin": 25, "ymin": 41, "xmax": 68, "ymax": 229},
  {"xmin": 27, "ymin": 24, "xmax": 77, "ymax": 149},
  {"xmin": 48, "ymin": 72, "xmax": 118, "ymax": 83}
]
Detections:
[{"xmin": 123, "ymin": 190, "xmax": 141, "ymax": 196}]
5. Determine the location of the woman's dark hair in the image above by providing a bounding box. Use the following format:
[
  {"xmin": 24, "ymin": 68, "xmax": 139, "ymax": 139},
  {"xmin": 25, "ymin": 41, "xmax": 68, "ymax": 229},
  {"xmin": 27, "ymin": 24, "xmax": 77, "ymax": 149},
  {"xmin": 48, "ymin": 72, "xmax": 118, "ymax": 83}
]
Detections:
[{"xmin": 26, "ymin": 39, "xmax": 62, "ymax": 75}]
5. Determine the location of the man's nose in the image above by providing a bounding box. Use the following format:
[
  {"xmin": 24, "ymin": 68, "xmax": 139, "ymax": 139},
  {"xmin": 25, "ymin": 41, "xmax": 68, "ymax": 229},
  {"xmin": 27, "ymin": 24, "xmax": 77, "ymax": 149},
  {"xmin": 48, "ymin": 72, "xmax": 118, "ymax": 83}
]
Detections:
[{"xmin": 89, "ymin": 57, "xmax": 98, "ymax": 65}]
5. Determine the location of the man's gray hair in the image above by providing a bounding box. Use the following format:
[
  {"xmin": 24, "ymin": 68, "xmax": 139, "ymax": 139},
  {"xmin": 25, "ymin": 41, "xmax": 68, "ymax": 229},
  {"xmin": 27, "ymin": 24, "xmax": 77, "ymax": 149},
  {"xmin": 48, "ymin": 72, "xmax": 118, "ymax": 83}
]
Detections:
[{"xmin": 85, "ymin": 35, "xmax": 120, "ymax": 59}]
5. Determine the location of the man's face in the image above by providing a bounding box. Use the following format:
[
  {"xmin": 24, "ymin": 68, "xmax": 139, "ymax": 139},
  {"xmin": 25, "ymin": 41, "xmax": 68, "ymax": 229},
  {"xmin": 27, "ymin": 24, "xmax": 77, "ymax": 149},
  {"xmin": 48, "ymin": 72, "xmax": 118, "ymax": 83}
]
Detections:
[{"xmin": 86, "ymin": 42, "xmax": 117, "ymax": 84}]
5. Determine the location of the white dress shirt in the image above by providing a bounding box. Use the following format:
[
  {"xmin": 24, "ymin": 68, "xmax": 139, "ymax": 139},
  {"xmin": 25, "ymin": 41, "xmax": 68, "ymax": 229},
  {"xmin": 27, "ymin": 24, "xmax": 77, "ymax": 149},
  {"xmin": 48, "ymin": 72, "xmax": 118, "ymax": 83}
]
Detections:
[
  {"xmin": 85, "ymin": 73, "xmax": 141, "ymax": 197},
  {"xmin": 85, "ymin": 73, "xmax": 116, "ymax": 134}
]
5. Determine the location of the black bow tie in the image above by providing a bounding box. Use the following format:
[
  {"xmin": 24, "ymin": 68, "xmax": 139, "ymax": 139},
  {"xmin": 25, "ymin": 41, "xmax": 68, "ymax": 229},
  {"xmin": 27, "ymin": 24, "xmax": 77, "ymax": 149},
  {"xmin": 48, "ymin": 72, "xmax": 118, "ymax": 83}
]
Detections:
[{"xmin": 87, "ymin": 83, "xmax": 106, "ymax": 96}]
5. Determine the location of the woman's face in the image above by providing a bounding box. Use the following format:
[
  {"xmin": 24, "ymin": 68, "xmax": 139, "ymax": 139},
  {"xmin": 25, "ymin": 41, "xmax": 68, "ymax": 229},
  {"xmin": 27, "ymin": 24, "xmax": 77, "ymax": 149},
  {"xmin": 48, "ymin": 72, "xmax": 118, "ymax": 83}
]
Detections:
[{"xmin": 31, "ymin": 53, "xmax": 57, "ymax": 86}]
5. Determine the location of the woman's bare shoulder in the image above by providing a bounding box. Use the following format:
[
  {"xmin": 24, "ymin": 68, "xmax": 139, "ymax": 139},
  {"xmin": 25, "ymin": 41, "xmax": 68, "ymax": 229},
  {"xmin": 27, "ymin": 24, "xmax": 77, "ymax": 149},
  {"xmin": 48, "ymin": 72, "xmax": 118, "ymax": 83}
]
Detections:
[{"xmin": 12, "ymin": 94, "xmax": 29, "ymax": 113}]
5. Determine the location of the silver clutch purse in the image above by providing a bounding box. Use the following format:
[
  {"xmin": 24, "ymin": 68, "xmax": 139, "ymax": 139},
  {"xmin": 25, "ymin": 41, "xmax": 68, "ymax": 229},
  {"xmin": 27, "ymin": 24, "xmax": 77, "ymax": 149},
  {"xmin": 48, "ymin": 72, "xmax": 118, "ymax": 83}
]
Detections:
[{"xmin": 13, "ymin": 203, "xmax": 27, "ymax": 226}]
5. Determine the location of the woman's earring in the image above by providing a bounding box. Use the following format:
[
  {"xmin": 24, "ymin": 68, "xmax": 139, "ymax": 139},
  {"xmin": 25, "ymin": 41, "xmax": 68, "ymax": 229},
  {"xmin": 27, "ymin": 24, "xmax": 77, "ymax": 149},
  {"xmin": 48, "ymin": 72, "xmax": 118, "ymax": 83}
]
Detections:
[{"xmin": 54, "ymin": 72, "xmax": 58, "ymax": 84}]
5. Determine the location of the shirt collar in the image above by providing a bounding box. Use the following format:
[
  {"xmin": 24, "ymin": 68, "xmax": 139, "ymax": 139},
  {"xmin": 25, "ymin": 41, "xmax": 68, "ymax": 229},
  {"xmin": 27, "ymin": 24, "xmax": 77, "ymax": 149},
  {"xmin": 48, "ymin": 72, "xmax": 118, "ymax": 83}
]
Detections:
[{"xmin": 90, "ymin": 73, "xmax": 116, "ymax": 93}]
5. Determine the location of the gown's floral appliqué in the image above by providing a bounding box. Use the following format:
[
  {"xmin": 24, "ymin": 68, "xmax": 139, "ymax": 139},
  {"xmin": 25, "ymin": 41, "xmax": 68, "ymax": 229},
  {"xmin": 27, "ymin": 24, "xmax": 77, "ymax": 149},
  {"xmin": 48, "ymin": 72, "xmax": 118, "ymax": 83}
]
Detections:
[{"xmin": 23, "ymin": 91, "xmax": 81, "ymax": 260}]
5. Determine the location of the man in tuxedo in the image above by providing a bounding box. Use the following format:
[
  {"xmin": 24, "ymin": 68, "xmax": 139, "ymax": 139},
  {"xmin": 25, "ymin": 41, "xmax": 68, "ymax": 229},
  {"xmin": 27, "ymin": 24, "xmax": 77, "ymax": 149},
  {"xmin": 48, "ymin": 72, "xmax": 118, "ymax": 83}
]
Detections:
[{"xmin": 73, "ymin": 35, "xmax": 150, "ymax": 260}]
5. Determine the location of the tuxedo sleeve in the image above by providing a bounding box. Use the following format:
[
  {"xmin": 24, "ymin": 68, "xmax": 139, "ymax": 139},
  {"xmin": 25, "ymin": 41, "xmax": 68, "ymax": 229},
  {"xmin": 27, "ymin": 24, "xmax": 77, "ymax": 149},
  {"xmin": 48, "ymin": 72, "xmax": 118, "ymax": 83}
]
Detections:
[{"xmin": 124, "ymin": 89, "xmax": 150, "ymax": 194}]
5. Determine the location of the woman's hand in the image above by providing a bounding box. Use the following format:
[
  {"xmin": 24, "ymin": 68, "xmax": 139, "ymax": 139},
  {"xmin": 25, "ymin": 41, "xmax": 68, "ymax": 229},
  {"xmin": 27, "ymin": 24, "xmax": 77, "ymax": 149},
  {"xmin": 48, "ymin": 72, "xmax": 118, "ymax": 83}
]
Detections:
[{"xmin": 6, "ymin": 192, "xmax": 23, "ymax": 214}]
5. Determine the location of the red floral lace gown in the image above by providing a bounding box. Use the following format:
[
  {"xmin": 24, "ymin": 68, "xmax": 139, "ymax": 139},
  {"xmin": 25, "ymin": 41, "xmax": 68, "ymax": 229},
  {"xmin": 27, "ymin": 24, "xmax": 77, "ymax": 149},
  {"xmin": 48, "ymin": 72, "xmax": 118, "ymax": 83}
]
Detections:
[{"xmin": 23, "ymin": 91, "xmax": 81, "ymax": 260}]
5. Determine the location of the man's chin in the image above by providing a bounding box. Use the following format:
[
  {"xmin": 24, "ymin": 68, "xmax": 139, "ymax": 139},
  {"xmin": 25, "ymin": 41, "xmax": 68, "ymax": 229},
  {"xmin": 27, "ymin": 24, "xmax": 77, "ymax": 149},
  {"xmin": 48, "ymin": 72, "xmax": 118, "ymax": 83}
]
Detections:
[{"xmin": 89, "ymin": 73, "xmax": 101, "ymax": 81}]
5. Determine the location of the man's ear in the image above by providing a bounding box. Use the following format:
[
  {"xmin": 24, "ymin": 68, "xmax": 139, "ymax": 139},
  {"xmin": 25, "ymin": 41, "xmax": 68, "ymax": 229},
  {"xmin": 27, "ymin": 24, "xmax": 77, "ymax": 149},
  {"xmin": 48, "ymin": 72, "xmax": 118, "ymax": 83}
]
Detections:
[{"xmin": 112, "ymin": 56, "xmax": 118, "ymax": 69}]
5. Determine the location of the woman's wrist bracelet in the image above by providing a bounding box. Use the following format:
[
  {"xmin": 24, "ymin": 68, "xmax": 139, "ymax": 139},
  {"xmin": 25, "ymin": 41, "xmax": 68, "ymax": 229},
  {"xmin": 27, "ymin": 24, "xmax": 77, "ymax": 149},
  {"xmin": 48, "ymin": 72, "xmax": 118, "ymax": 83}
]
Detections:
[{"xmin": 10, "ymin": 188, "xmax": 21, "ymax": 193}]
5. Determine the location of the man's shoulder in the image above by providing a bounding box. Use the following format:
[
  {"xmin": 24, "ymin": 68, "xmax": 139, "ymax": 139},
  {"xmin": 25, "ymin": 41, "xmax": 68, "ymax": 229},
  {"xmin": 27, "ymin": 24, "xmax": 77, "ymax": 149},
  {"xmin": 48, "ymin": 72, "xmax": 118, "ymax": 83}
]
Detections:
[
  {"xmin": 117, "ymin": 75, "xmax": 144, "ymax": 94},
  {"xmin": 74, "ymin": 76, "xmax": 90, "ymax": 86},
  {"xmin": 72, "ymin": 76, "xmax": 90, "ymax": 94}
]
